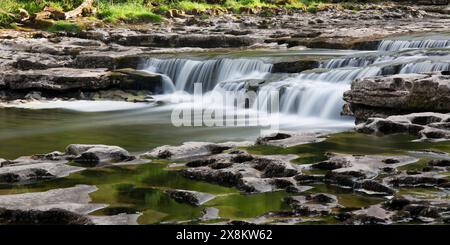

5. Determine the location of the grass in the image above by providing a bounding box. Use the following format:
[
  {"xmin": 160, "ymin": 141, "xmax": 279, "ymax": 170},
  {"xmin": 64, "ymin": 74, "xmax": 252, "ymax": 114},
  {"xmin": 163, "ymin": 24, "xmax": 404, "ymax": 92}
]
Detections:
[
  {"xmin": 171, "ymin": 1, "xmax": 213, "ymax": 11},
  {"xmin": 47, "ymin": 20, "xmax": 81, "ymax": 33},
  {"xmin": 0, "ymin": 0, "xmax": 380, "ymax": 28},
  {"xmin": 96, "ymin": 2, "xmax": 162, "ymax": 24}
]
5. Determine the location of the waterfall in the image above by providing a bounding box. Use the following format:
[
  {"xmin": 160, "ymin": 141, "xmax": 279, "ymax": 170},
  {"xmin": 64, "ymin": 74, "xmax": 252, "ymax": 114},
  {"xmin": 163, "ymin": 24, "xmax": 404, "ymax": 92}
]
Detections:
[
  {"xmin": 253, "ymin": 67, "xmax": 381, "ymax": 119},
  {"xmin": 320, "ymin": 56, "xmax": 377, "ymax": 69},
  {"xmin": 378, "ymin": 39, "xmax": 450, "ymax": 51},
  {"xmin": 399, "ymin": 61, "xmax": 450, "ymax": 74},
  {"xmin": 298, "ymin": 67, "xmax": 381, "ymax": 83},
  {"xmin": 142, "ymin": 58, "xmax": 272, "ymax": 92}
]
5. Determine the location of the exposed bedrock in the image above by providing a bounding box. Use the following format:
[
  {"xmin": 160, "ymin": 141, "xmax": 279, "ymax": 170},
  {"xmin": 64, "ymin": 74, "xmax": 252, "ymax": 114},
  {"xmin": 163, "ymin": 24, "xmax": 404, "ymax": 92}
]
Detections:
[
  {"xmin": 112, "ymin": 34, "xmax": 261, "ymax": 49},
  {"xmin": 166, "ymin": 189, "xmax": 216, "ymax": 206},
  {"xmin": 284, "ymin": 193, "xmax": 341, "ymax": 216},
  {"xmin": 0, "ymin": 144, "xmax": 141, "ymax": 184},
  {"xmin": 179, "ymin": 150, "xmax": 308, "ymax": 193},
  {"xmin": 340, "ymin": 194, "xmax": 450, "ymax": 225},
  {"xmin": 0, "ymin": 185, "xmax": 140, "ymax": 225},
  {"xmin": 0, "ymin": 208, "xmax": 94, "ymax": 225},
  {"xmin": 355, "ymin": 112, "xmax": 450, "ymax": 141},
  {"xmin": 140, "ymin": 141, "xmax": 253, "ymax": 160},
  {"xmin": 343, "ymin": 72, "xmax": 450, "ymax": 122},
  {"xmin": 0, "ymin": 67, "xmax": 163, "ymax": 101}
]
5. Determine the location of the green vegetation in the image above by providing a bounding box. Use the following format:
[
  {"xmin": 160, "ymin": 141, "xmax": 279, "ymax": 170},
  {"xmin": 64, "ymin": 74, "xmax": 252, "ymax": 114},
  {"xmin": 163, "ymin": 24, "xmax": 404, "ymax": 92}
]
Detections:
[
  {"xmin": 96, "ymin": 1, "xmax": 162, "ymax": 23},
  {"xmin": 0, "ymin": 0, "xmax": 378, "ymax": 28},
  {"xmin": 47, "ymin": 20, "xmax": 81, "ymax": 33}
]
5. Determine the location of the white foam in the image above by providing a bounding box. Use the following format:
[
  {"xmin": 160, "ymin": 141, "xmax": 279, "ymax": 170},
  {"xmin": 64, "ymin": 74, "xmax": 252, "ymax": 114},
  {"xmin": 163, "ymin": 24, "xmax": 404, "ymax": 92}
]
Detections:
[{"xmin": 2, "ymin": 100, "xmax": 151, "ymax": 112}]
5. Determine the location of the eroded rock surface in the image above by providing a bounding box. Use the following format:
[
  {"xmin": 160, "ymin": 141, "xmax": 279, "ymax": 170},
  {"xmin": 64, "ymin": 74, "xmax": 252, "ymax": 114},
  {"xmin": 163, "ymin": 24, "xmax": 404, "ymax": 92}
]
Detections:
[
  {"xmin": 0, "ymin": 185, "xmax": 141, "ymax": 225},
  {"xmin": 355, "ymin": 112, "xmax": 450, "ymax": 141},
  {"xmin": 344, "ymin": 73, "xmax": 450, "ymax": 122}
]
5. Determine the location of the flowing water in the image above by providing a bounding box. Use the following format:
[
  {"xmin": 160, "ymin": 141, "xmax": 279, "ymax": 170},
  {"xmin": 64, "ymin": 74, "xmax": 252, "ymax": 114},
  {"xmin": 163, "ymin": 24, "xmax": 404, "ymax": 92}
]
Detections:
[{"xmin": 1, "ymin": 33, "xmax": 450, "ymax": 224}]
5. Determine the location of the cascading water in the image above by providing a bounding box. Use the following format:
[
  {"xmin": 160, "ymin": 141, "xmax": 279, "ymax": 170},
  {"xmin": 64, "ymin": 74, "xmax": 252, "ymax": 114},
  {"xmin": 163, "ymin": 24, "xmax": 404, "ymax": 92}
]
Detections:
[
  {"xmin": 378, "ymin": 39, "xmax": 450, "ymax": 51},
  {"xmin": 320, "ymin": 56, "xmax": 379, "ymax": 69},
  {"xmin": 142, "ymin": 58, "xmax": 272, "ymax": 92},
  {"xmin": 138, "ymin": 35, "xmax": 450, "ymax": 126},
  {"xmin": 253, "ymin": 67, "xmax": 381, "ymax": 119},
  {"xmin": 399, "ymin": 61, "xmax": 450, "ymax": 74}
]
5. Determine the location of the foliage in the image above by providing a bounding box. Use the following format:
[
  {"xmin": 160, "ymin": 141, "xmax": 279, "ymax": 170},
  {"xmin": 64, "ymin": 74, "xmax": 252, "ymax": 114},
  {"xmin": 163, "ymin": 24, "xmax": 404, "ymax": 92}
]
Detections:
[
  {"xmin": 47, "ymin": 20, "xmax": 81, "ymax": 33},
  {"xmin": 0, "ymin": 0, "xmax": 372, "ymax": 28},
  {"xmin": 96, "ymin": 2, "xmax": 162, "ymax": 23}
]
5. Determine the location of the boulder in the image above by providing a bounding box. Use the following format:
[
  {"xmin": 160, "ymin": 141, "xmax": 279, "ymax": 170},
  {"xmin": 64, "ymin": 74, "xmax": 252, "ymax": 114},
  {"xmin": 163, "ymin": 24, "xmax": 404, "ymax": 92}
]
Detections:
[
  {"xmin": 66, "ymin": 144, "xmax": 135, "ymax": 165},
  {"xmin": 141, "ymin": 141, "xmax": 252, "ymax": 160},
  {"xmin": 343, "ymin": 72, "xmax": 450, "ymax": 122},
  {"xmin": 166, "ymin": 189, "xmax": 215, "ymax": 206}
]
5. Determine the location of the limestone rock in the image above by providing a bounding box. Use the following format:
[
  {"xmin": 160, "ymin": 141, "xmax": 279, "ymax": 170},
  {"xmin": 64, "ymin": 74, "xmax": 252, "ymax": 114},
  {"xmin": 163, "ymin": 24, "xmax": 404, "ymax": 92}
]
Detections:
[{"xmin": 343, "ymin": 72, "xmax": 450, "ymax": 122}]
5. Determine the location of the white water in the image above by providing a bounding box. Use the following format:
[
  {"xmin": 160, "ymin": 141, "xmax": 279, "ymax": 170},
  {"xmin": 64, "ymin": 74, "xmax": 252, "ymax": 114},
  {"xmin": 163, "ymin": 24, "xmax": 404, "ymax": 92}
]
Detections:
[
  {"xmin": 12, "ymin": 35, "xmax": 450, "ymax": 131},
  {"xmin": 378, "ymin": 39, "xmax": 450, "ymax": 51},
  {"xmin": 399, "ymin": 61, "xmax": 450, "ymax": 74},
  {"xmin": 253, "ymin": 66, "xmax": 381, "ymax": 119},
  {"xmin": 2, "ymin": 100, "xmax": 151, "ymax": 112},
  {"xmin": 142, "ymin": 58, "xmax": 272, "ymax": 92}
]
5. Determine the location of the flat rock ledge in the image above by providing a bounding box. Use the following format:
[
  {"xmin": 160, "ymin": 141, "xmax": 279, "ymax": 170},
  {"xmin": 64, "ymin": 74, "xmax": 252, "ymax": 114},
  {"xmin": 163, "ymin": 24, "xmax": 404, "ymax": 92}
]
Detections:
[
  {"xmin": 356, "ymin": 112, "xmax": 450, "ymax": 141},
  {"xmin": 180, "ymin": 150, "xmax": 309, "ymax": 194},
  {"xmin": 343, "ymin": 72, "xmax": 450, "ymax": 122},
  {"xmin": 0, "ymin": 144, "xmax": 144, "ymax": 184},
  {"xmin": 141, "ymin": 141, "xmax": 253, "ymax": 160},
  {"xmin": 256, "ymin": 131, "xmax": 328, "ymax": 147},
  {"xmin": 0, "ymin": 185, "xmax": 140, "ymax": 225},
  {"xmin": 0, "ymin": 67, "xmax": 163, "ymax": 102}
]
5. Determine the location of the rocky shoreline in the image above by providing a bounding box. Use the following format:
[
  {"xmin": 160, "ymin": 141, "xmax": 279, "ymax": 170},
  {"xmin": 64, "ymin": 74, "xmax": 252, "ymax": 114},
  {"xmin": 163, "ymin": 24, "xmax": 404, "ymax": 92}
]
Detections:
[{"xmin": 0, "ymin": 121, "xmax": 449, "ymax": 224}]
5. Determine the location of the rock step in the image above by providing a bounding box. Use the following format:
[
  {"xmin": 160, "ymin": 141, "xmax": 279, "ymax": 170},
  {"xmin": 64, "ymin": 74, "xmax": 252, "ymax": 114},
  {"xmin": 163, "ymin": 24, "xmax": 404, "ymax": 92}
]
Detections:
[
  {"xmin": 343, "ymin": 72, "xmax": 450, "ymax": 122},
  {"xmin": 112, "ymin": 34, "xmax": 261, "ymax": 49},
  {"xmin": 0, "ymin": 68, "xmax": 163, "ymax": 101}
]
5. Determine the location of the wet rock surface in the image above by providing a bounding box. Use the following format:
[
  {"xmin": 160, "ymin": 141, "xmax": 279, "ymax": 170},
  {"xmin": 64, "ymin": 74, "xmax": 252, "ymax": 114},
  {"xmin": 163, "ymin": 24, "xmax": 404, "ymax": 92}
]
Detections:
[
  {"xmin": 256, "ymin": 131, "xmax": 327, "ymax": 147},
  {"xmin": 141, "ymin": 141, "xmax": 253, "ymax": 160},
  {"xmin": 66, "ymin": 144, "xmax": 135, "ymax": 165},
  {"xmin": 166, "ymin": 189, "xmax": 216, "ymax": 206},
  {"xmin": 355, "ymin": 112, "xmax": 450, "ymax": 141},
  {"xmin": 0, "ymin": 144, "xmax": 145, "ymax": 184},
  {"xmin": 180, "ymin": 149, "xmax": 306, "ymax": 193},
  {"xmin": 0, "ymin": 185, "xmax": 141, "ymax": 225},
  {"xmin": 0, "ymin": 208, "xmax": 94, "ymax": 225}
]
